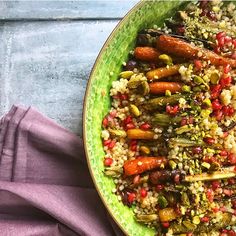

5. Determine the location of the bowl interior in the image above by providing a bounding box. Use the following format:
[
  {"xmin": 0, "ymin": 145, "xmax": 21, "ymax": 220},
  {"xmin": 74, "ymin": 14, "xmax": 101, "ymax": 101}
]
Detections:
[{"xmin": 83, "ymin": 1, "xmax": 188, "ymax": 235}]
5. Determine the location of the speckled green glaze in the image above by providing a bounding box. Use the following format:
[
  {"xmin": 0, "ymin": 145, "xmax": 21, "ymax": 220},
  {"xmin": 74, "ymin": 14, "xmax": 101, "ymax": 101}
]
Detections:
[{"xmin": 83, "ymin": 1, "xmax": 188, "ymax": 235}]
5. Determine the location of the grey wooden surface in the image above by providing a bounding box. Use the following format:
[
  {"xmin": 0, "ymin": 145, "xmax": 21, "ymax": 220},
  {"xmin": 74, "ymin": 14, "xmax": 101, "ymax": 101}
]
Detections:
[{"xmin": 0, "ymin": 0, "xmax": 139, "ymax": 136}]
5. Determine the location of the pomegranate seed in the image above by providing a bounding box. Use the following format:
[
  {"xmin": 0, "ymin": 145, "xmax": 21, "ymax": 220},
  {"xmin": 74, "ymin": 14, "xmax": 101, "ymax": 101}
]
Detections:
[
  {"xmin": 156, "ymin": 184, "xmax": 164, "ymax": 192},
  {"xmin": 120, "ymin": 93, "xmax": 128, "ymax": 100},
  {"xmin": 104, "ymin": 158, "xmax": 113, "ymax": 166},
  {"xmin": 166, "ymin": 105, "xmax": 179, "ymax": 115},
  {"xmin": 216, "ymin": 32, "xmax": 226, "ymax": 40},
  {"xmin": 188, "ymin": 116, "xmax": 194, "ymax": 124},
  {"xmin": 223, "ymin": 132, "xmax": 229, "ymax": 138},
  {"xmin": 224, "ymin": 36, "xmax": 232, "ymax": 44},
  {"xmin": 172, "ymin": 105, "xmax": 179, "ymax": 114},
  {"xmin": 206, "ymin": 188, "xmax": 214, "ymax": 202},
  {"xmin": 200, "ymin": 8, "xmax": 208, "ymax": 17},
  {"xmin": 211, "ymin": 84, "xmax": 222, "ymax": 98},
  {"xmin": 233, "ymin": 39, "xmax": 236, "ymax": 47},
  {"xmin": 231, "ymin": 52, "xmax": 236, "ymax": 59},
  {"xmin": 228, "ymin": 178, "xmax": 235, "ymax": 185},
  {"xmin": 223, "ymin": 188, "xmax": 233, "ymax": 196},
  {"xmin": 174, "ymin": 174, "xmax": 180, "ymax": 184},
  {"xmin": 127, "ymin": 192, "xmax": 136, "ymax": 203},
  {"xmin": 220, "ymin": 233, "xmax": 228, "ymax": 236},
  {"xmin": 161, "ymin": 222, "xmax": 170, "ymax": 228},
  {"xmin": 203, "ymin": 137, "xmax": 215, "ymax": 145},
  {"xmin": 194, "ymin": 60, "xmax": 203, "ymax": 70},
  {"xmin": 214, "ymin": 46, "xmax": 221, "ymax": 54},
  {"xmin": 200, "ymin": 216, "xmax": 210, "ymax": 223},
  {"xmin": 224, "ymin": 64, "xmax": 231, "ymax": 74},
  {"xmin": 177, "ymin": 26, "xmax": 185, "ymax": 34},
  {"xmin": 229, "ymin": 153, "xmax": 236, "ymax": 165},
  {"xmin": 212, "ymin": 180, "xmax": 220, "ymax": 190},
  {"xmin": 222, "ymin": 106, "xmax": 229, "ymax": 116},
  {"xmin": 212, "ymin": 99, "xmax": 222, "ymax": 110},
  {"xmin": 211, "ymin": 84, "xmax": 222, "ymax": 92},
  {"xmin": 140, "ymin": 188, "xmax": 147, "ymax": 198},
  {"xmin": 109, "ymin": 110, "xmax": 116, "ymax": 118},
  {"xmin": 192, "ymin": 146, "xmax": 202, "ymax": 154},
  {"xmin": 166, "ymin": 105, "xmax": 171, "ymax": 113},
  {"xmin": 220, "ymin": 206, "xmax": 226, "ymax": 212},
  {"xmin": 140, "ymin": 123, "xmax": 151, "ymax": 130},
  {"xmin": 124, "ymin": 116, "xmax": 132, "ymax": 125},
  {"xmin": 218, "ymin": 36, "xmax": 225, "ymax": 48},
  {"xmin": 181, "ymin": 117, "xmax": 187, "ymax": 126},
  {"xmin": 228, "ymin": 230, "xmax": 236, "ymax": 236},
  {"xmin": 174, "ymin": 207, "xmax": 181, "ymax": 215},
  {"xmin": 130, "ymin": 140, "xmax": 137, "ymax": 146},
  {"xmin": 232, "ymin": 199, "xmax": 236, "ymax": 209},
  {"xmin": 220, "ymin": 150, "xmax": 228, "ymax": 156},
  {"xmin": 228, "ymin": 107, "xmax": 235, "ymax": 116},
  {"xmin": 220, "ymin": 76, "xmax": 232, "ymax": 87},
  {"xmin": 212, "ymin": 207, "xmax": 219, "ymax": 213},
  {"xmin": 103, "ymin": 139, "xmax": 111, "ymax": 146},
  {"xmin": 126, "ymin": 123, "xmax": 135, "ymax": 130},
  {"xmin": 223, "ymin": 105, "xmax": 230, "ymax": 113},
  {"xmin": 102, "ymin": 117, "xmax": 108, "ymax": 127},
  {"xmin": 112, "ymin": 94, "xmax": 120, "ymax": 99},
  {"xmin": 108, "ymin": 140, "xmax": 116, "ymax": 149},
  {"xmin": 130, "ymin": 145, "xmax": 137, "ymax": 152},
  {"xmin": 207, "ymin": 11, "xmax": 216, "ymax": 20},
  {"xmin": 213, "ymin": 110, "xmax": 223, "ymax": 121},
  {"xmin": 133, "ymin": 175, "xmax": 140, "ymax": 184}
]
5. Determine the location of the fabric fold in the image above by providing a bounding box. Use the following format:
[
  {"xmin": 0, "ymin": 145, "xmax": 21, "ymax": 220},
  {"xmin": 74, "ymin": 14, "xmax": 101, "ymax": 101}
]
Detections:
[{"xmin": 0, "ymin": 105, "xmax": 122, "ymax": 236}]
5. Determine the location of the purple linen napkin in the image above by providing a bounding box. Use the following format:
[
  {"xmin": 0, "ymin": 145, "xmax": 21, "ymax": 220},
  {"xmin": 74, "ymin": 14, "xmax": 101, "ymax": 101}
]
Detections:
[{"xmin": 0, "ymin": 105, "xmax": 124, "ymax": 236}]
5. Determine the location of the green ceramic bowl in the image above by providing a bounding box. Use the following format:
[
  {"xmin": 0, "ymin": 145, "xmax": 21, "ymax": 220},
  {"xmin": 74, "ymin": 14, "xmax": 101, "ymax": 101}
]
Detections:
[{"xmin": 83, "ymin": 1, "xmax": 188, "ymax": 235}]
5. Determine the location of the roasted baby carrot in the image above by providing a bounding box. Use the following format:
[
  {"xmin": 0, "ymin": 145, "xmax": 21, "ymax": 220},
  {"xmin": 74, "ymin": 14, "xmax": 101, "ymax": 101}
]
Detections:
[
  {"xmin": 134, "ymin": 47, "xmax": 160, "ymax": 61},
  {"xmin": 149, "ymin": 82, "xmax": 183, "ymax": 94},
  {"xmin": 146, "ymin": 65, "xmax": 180, "ymax": 80},
  {"xmin": 156, "ymin": 35, "xmax": 236, "ymax": 67},
  {"xmin": 127, "ymin": 129, "xmax": 155, "ymax": 139},
  {"xmin": 124, "ymin": 157, "xmax": 167, "ymax": 176}
]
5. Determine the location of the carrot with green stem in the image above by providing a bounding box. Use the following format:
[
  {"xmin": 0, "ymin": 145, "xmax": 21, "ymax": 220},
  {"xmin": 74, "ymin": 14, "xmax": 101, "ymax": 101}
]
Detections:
[
  {"xmin": 146, "ymin": 64, "xmax": 180, "ymax": 80},
  {"xmin": 127, "ymin": 129, "xmax": 155, "ymax": 139},
  {"xmin": 124, "ymin": 156, "xmax": 167, "ymax": 176},
  {"xmin": 149, "ymin": 81, "xmax": 183, "ymax": 94},
  {"xmin": 156, "ymin": 35, "xmax": 236, "ymax": 67}
]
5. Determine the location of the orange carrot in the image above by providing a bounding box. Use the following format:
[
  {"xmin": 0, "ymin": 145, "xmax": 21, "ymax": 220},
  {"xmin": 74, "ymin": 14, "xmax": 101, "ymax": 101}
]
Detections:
[
  {"xmin": 124, "ymin": 157, "xmax": 167, "ymax": 176},
  {"xmin": 146, "ymin": 65, "xmax": 180, "ymax": 80},
  {"xmin": 149, "ymin": 82, "xmax": 183, "ymax": 94},
  {"xmin": 156, "ymin": 35, "xmax": 236, "ymax": 67},
  {"xmin": 134, "ymin": 47, "xmax": 160, "ymax": 61},
  {"xmin": 127, "ymin": 129, "xmax": 155, "ymax": 140}
]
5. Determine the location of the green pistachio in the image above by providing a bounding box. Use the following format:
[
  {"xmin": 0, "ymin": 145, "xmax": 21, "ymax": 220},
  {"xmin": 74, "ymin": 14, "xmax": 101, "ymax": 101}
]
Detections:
[
  {"xmin": 165, "ymin": 90, "xmax": 172, "ymax": 96},
  {"xmin": 159, "ymin": 54, "xmax": 173, "ymax": 65},
  {"xmin": 119, "ymin": 70, "xmax": 134, "ymax": 79},
  {"xmin": 203, "ymin": 98, "xmax": 212, "ymax": 107},
  {"xmin": 182, "ymin": 85, "xmax": 191, "ymax": 93}
]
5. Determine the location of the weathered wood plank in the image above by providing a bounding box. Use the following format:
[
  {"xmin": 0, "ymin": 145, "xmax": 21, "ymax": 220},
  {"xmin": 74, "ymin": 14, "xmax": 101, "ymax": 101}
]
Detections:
[
  {"xmin": 0, "ymin": 1, "xmax": 139, "ymax": 20},
  {"xmin": 0, "ymin": 20, "xmax": 119, "ymax": 136}
]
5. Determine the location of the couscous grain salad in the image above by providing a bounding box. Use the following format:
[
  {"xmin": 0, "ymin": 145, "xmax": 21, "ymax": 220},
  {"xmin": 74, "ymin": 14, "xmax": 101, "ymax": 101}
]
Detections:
[{"xmin": 101, "ymin": 1, "xmax": 236, "ymax": 235}]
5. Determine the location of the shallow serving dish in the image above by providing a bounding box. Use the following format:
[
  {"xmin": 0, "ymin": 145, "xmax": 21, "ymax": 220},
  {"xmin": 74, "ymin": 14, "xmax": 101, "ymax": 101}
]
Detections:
[{"xmin": 83, "ymin": 1, "xmax": 189, "ymax": 235}]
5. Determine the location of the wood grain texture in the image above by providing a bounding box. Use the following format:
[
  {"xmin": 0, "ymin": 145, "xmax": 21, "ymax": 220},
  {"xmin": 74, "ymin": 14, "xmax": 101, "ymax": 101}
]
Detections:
[
  {"xmin": 0, "ymin": 20, "xmax": 119, "ymax": 135},
  {"xmin": 0, "ymin": 1, "xmax": 139, "ymax": 20},
  {"xmin": 0, "ymin": 1, "xmax": 138, "ymax": 136}
]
